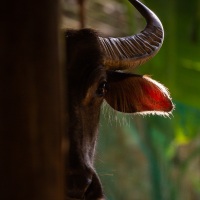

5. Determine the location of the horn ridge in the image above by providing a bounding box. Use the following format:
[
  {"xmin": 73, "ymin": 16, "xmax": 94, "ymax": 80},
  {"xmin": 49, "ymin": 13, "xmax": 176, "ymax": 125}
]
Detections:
[{"xmin": 98, "ymin": 0, "xmax": 164, "ymax": 70}]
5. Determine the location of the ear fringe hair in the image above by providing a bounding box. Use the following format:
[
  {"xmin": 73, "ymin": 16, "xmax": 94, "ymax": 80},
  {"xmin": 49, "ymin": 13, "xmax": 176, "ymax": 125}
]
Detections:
[
  {"xmin": 143, "ymin": 75, "xmax": 173, "ymax": 103},
  {"xmin": 102, "ymin": 100, "xmax": 175, "ymax": 119},
  {"xmin": 101, "ymin": 101, "xmax": 132, "ymax": 127}
]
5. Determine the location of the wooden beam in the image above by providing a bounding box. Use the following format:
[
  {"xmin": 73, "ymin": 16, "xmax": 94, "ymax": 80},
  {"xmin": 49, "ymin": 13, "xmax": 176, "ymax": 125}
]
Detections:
[{"xmin": 0, "ymin": 0, "xmax": 66, "ymax": 200}]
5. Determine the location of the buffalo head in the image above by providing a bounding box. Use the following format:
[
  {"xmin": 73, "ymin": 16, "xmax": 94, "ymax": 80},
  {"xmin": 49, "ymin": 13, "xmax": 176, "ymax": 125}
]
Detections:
[{"xmin": 65, "ymin": 0, "xmax": 174, "ymax": 199}]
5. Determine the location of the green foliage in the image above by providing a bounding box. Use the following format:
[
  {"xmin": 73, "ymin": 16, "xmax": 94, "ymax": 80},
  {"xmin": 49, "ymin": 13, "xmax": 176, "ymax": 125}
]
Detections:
[
  {"xmin": 138, "ymin": 0, "xmax": 200, "ymax": 109},
  {"xmin": 96, "ymin": 0, "xmax": 200, "ymax": 199}
]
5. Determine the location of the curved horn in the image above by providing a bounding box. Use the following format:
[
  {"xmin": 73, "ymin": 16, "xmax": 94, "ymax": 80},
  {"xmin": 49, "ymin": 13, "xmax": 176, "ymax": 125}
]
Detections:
[{"xmin": 98, "ymin": 0, "xmax": 164, "ymax": 70}]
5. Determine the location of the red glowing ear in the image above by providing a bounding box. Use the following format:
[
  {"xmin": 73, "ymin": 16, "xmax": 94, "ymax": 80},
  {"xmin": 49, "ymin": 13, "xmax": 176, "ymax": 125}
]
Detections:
[{"xmin": 105, "ymin": 72, "xmax": 174, "ymax": 115}]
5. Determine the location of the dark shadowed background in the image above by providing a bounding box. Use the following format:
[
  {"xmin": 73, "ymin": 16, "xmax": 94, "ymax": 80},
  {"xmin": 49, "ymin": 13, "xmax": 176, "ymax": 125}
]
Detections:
[{"xmin": 63, "ymin": 0, "xmax": 200, "ymax": 199}]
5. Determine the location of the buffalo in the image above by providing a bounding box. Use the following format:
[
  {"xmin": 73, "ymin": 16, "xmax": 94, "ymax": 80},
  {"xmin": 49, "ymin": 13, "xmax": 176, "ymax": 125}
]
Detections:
[{"xmin": 65, "ymin": 0, "xmax": 174, "ymax": 199}]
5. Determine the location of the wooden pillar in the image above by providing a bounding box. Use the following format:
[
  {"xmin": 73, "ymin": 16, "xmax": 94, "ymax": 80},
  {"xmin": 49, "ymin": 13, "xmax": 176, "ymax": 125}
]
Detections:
[{"xmin": 0, "ymin": 0, "xmax": 66, "ymax": 200}]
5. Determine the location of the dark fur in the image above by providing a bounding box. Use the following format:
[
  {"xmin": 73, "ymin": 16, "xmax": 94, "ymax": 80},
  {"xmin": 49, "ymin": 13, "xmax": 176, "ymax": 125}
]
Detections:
[
  {"xmin": 65, "ymin": 28, "xmax": 173, "ymax": 199},
  {"xmin": 66, "ymin": 29, "xmax": 105, "ymax": 199}
]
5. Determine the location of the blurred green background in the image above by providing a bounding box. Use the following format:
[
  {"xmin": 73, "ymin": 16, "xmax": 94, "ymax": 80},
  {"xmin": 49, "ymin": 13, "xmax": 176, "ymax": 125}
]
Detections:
[{"xmin": 64, "ymin": 0, "xmax": 200, "ymax": 199}]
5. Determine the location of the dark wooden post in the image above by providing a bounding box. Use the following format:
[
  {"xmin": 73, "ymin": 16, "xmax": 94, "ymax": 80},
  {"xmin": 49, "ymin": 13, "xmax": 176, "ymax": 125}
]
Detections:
[{"xmin": 0, "ymin": 0, "xmax": 66, "ymax": 200}]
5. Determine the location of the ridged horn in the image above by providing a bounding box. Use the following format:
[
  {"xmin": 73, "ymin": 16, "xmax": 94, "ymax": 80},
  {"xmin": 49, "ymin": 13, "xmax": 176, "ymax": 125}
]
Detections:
[{"xmin": 98, "ymin": 0, "xmax": 164, "ymax": 70}]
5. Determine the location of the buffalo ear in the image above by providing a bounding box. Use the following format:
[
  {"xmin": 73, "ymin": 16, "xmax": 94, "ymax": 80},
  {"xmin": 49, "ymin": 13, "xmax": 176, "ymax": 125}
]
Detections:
[{"xmin": 105, "ymin": 71, "xmax": 174, "ymax": 115}]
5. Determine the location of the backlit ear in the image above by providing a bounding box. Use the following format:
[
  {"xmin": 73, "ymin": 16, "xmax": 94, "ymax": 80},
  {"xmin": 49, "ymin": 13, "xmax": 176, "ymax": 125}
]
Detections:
[{"xmin": 105, "ymin": 71, "xmax": 174, "ymax": 115}]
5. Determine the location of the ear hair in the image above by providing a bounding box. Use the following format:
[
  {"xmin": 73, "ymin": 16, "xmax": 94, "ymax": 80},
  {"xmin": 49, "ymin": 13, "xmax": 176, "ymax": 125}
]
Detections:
[{"xmin": 105, "ymin": 71, "xmax": 174, "ymax": 116}]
